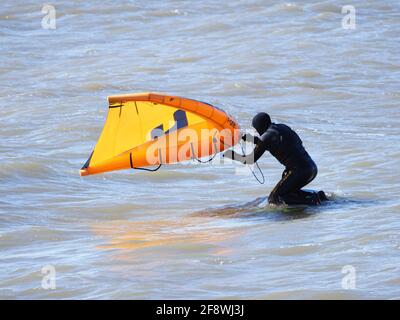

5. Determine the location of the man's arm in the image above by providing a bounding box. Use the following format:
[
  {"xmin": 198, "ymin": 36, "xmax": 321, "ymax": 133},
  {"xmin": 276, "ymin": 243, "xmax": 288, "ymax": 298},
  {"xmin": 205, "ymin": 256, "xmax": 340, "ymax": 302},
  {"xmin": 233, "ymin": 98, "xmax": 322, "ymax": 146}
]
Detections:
[
  {"xmin": 242, "ymin": 133, "xmax": 261, "ymax": 144},
  {"xmin": 223, "ymin": 142, "xmax": 266, "ymax": 165},
  {"xmin": 223, "ymin": 128, "xmax": 279, "ymax": 164}
]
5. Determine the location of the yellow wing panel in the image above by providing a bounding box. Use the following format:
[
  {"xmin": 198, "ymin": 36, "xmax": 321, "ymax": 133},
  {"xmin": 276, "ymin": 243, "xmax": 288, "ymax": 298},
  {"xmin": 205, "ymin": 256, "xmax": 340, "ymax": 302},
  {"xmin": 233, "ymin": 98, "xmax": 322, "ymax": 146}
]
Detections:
[
  {"xmin": 135, "ymin": 101, "xmax": 206, "ymax": 141},
  {"xmin": 114, "ymin": 102, "xmax": 143, "ymax": 156},
  {"xmin": 90, "ymin": 106, "xmax": 120, "ymax": 167},
  {"xmin": 88, "ymin": 101, "xmax": 207, "ymax": 168}
]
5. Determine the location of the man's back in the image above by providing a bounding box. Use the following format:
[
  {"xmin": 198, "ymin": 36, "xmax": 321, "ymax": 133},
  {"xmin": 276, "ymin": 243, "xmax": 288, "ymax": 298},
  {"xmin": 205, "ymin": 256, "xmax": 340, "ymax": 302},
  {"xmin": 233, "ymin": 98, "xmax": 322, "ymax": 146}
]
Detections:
[{"xmin": 260, "ymin": 123, "xmax": 310, "ymax": 168}]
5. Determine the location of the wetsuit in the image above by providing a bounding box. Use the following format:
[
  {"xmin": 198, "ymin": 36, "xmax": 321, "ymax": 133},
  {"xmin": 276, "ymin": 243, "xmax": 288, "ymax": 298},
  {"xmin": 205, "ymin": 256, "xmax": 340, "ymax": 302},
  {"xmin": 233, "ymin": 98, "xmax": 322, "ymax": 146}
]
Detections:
[{"xmin": 225, "ymin": 123, "xmax": 323, "ymax": 205}]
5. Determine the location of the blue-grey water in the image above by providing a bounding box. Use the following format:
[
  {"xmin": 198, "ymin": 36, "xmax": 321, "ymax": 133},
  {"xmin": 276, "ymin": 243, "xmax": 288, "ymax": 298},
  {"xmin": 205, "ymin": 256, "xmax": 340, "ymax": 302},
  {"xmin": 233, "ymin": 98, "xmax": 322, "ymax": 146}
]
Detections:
[{"xmin": 1, "ymin": 0, "xmax": 399, "ymax": 299}]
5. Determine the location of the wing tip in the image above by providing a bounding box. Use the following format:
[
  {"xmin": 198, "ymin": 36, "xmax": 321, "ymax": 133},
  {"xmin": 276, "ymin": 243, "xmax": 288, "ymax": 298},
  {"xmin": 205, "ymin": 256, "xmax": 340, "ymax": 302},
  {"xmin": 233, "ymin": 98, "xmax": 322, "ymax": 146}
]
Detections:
[
  {"xmin": 80, "ymin": 151, "xmax": 94, "ymax": 177},
  {"xmin": 79, "ymin": 169, "xmax": 89, "ymax": 176},
  {"xmin": 108, "ymin": 92, "xmax": 151, "ymax": 104}
]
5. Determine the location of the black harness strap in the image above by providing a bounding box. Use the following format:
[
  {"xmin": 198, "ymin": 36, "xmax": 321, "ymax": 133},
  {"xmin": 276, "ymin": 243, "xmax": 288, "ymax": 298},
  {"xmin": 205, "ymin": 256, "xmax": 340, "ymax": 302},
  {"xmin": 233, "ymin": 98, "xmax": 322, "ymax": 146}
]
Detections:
[
  {"xmin": 130, "ymin": 150, "xmax": 162, "ymax": 172},
  {"xmin": 190, "ymin": 134, "xmax": 219, "ymax": 163}
]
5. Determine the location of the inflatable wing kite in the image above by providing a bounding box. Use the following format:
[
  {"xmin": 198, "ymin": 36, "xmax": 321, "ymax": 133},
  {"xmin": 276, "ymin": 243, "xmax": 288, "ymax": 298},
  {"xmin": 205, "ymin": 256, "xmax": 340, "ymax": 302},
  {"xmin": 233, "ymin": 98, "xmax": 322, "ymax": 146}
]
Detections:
[{"xmin": 80, "ymin": 92, "xmax": 240, "ymax": 176}]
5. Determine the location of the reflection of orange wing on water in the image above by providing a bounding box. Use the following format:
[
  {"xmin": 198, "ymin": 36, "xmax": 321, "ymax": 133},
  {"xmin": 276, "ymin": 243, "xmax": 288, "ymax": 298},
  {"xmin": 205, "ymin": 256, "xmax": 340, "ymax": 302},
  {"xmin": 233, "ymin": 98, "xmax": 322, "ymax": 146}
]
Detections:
[
  {"xmin": 80, "ymin": 92, "xmax": 240, "ymax": 176},
  {"xmin": 91, "ymin": 219, "xmax": 242, "ymax": 253}
]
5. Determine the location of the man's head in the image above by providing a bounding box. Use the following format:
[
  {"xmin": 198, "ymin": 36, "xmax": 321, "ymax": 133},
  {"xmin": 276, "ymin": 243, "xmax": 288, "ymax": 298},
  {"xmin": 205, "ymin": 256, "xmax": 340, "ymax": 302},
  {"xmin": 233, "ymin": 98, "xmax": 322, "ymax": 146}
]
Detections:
[{"xmin": 252, "ymin": 112, "xmax": 271, "ymax": 135}]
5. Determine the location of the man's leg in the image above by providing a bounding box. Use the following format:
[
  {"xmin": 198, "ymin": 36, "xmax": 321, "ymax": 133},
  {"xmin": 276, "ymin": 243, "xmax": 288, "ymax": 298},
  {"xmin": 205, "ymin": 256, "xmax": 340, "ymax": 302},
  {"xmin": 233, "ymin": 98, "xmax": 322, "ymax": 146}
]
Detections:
[
  {"xmin": 282, "ymin": 190, "xmax": 320, "ymax": 205},
  {"xmin": 268, "ymin": 163, "xmax": 318, "ymax": 205},
  {"xmin": 317, "ymin": 190, "xmax": 328, "ymax": 201}
]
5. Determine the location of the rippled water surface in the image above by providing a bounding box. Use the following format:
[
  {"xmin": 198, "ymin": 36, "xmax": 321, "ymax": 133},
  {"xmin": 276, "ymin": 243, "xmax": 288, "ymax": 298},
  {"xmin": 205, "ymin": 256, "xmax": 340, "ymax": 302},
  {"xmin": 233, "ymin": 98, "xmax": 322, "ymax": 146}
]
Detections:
[{"xmin": 1, "ymin": 0, "xmax": 399, "ymax": 299}]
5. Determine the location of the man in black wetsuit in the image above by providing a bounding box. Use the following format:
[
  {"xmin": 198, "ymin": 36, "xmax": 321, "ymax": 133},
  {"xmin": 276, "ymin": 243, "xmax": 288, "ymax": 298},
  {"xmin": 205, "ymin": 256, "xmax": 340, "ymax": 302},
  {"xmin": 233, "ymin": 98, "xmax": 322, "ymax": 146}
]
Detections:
[{"xmin": 223, "ymin": 112, "xmax": 327, "ymax": 205}]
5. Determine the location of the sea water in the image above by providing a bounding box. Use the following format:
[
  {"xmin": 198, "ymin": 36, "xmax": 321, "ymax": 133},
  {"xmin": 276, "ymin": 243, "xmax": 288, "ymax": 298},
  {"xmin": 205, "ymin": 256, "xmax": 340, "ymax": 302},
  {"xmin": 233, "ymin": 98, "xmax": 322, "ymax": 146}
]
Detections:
[{"xmin": 0, "ymin": 0, "xmax": 399, "ymax": 299}]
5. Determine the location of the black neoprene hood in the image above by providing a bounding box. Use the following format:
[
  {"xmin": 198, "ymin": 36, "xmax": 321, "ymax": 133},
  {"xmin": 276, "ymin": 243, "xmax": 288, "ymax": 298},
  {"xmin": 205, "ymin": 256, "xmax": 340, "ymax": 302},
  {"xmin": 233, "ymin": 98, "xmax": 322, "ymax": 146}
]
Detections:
[{"xmin": 252, "ymin": 112, "xmax": 271, "ymax": 135}]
